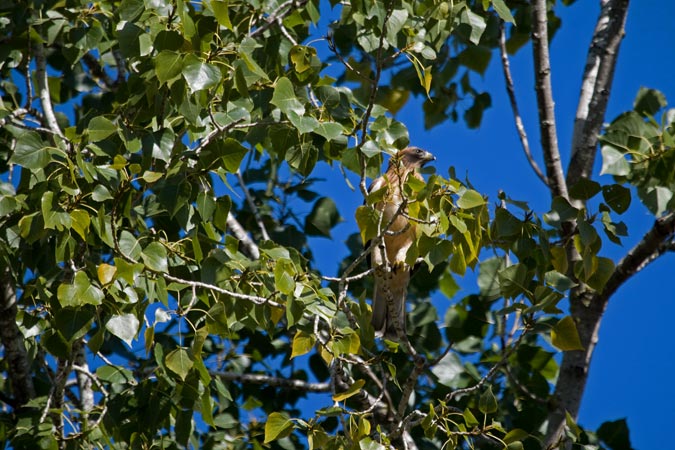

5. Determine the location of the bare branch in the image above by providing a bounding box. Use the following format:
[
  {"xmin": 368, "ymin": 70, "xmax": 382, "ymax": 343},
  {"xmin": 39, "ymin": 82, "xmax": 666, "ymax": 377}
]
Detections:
[
  {"xmin": 567, "ymin": 0, "xmax": 629, "ymax": 187},
  {"xmin": 498, "ymin": 22, "xmax": 548, "ymax": 187},
  {"xmin": 211, "ymin": 371, "xmax": 330, "ymax": 392},
  {"xmin": 530, "ymin": 0, "xmax": 568, "ymax": 199},
  {"xmin": 73, "ymin": 341, "xmax": 94, "ymax": 426},
  {"xmin": 601, "ymin": 210, "xmax": 675, "ymax": 301},
  {"xmin": 34, "ymin": 41, "xmax": 65, "ymax": 141},
  {"xmin": 227, "ymin": 212, "xmax": 261, "ymax": 260}
]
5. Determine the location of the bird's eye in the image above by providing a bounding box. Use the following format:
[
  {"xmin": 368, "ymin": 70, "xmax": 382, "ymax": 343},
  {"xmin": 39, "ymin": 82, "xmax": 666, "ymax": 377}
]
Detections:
[{"xmin": 415, "ymin": 148, "xmax": 423, "ymax": 154}]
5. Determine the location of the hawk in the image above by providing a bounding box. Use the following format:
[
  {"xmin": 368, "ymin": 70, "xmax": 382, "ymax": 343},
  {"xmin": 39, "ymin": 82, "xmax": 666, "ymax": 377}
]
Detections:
[{"xmin": 368, "ymin": 146, "xmax": 436, "ymax": 338}]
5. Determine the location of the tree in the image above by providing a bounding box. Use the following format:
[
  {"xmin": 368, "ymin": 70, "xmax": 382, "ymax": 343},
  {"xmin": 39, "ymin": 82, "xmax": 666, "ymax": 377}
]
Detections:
[{"xmin": 0, "ymin": 0, "xmax": 672, "ymax": 448}]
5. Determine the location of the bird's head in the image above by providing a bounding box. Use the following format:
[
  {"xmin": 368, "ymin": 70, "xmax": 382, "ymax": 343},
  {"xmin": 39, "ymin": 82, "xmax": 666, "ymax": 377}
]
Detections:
[{"xmin": 394, "ymin": 146, "xmax": 436, "ymax": 169}]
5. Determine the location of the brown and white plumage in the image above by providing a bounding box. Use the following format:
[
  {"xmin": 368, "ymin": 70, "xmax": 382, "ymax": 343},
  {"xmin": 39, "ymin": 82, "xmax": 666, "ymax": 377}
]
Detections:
[{"xmin": 368, "ymin": 147, "xmax": 436, "ymax": 338}]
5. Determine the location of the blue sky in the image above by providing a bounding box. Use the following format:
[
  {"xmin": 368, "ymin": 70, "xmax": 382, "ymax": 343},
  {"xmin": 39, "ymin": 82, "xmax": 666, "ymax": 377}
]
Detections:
[{"xmin": 307, "ymin": 1, "xmax": 675, "ymax": 448}]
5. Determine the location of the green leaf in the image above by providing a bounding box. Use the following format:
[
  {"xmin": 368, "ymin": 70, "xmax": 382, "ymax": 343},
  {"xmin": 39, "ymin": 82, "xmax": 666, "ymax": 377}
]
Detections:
[
  {"xmin": 332, "ymin": 379, "xmax": 365, "ymax": 402},
  {"xmin": 355, "ymin": 205, "xmax": 381, "ymax": 244},
  {"xmin": 461, "ymin": 9, "xmax": 487, "ymax": 45},
  {"xmin": 463, "ymin": 408, "xmax": 479, "ymax": 427},
  {"xmin": 119, "ymin": 231, "xmax": 142, "ymax": 260},
  {"xmin": 42, "ymin": 191, "xmax": 71, "ymax": 231},
  {"xmin": 431, "ymin": 352, "xmax": 464, "ymax": 387},
  {"xmin": 439, "ymin": 269, "xmax": 460, "ymax": 299},
  {"xmin": 551, "ymin": 316, "xmax": 584, "ymax": 351},
  {"xmin": 504, "ymin": 429, "xmax": 530, "ymax": 444},
  {"xmin": 498, "ymin": 263, "xmax": 531, "ymax": 298},
  {"xmin": 271, "ymin": 77, "xmax": 305, "ymax": 116},
  {"xmin": 305, "ymin": 197, "xmax": 342, "ymax": 238},
  {"xmin": 210, "ymin": 0, "xmax": 233, "ymax": 29},
  {"xmin": 544, "ymin": 270, "xmax": 576, "ymax": 292},
  {"xmin": 220, "ymin": 138, "xmax": 248, "ymax": 173},
  {"xmin": 633, "ymin": 87, "xmax": 667, "ymax": 117},
  {"xmin": 586, "ymin": 256, "xmax": 615, "ymax": 292},
  {"xmin": 97, "ymin": 263, "xmax": 117, "ymax": 285},
  {"xmin": 313, "ymin": 121, "xmax": 343, "ymax": 141},
  {"xmin": 88, "ymin": 116, "xmax": 117, "ymax": 142},
  {"xmin": 182, "ymin": 61, "xmax": 221, "ymax": 92},
  {"xmin": 637, "ymin": 185, "xmax": 672, "ymax": 216},
  {"xmin": 9, "ymin": 130, "xmax": 50, "ymax": 169},
  {"xmin": 291, "ymin": 330, "xmax": 315, "ymax": 359},
  {"xmin": 602, "ymin": 184, "xmax": 631, "ymax": 214},
  {"xmin": 597, "ymin": 418, "xmax": 633, "ymax": 450},
  {"xmin": 142, "ymin": 242, "xmax": 168, "ymax": 272},
  {"xmin": 479, "ymin": 386, "xmax": 498, "ymax": 414},
  {"xmin": 141, "ymin": 171, "xmax": 163, "ymax": 183},
  {"xmin": 196, "ymin": 191, "xmax": 216, "ymax": 220},
  {"xmin": 457, "ymin": 189, "xmax": 485, "ymax": 209},
  {"xmin": 55, "ymin": 307, "xmax": 94, "ymax": 343},
  {"xmin": 569, "ymin": 178, "xmax": 601, "ymax": 200},
  {"xmin": 155, "ymin": 50, "xmax": 183, "ymax": 84},
  {"xmin": 491, "ymin": 0, "xmax": 515, "ymax": 23},
  {"xmin": 600, "ymin": 146, "xmax": 630, "ymax": 176},
  {"xmin": 106, "ymin": 313, "xmax": 140, "ymax": 348},
  {"xmin": 57, "ymin": 271, "xmax": 104, "ymax": 307},
  {"xmin": 70, "ymin": 209, "xmax": 91, "ymax": 240},
  {"xmin": 118, "ymin": 0, "xmax": 144, "ymax": 21},
  {"xmin": 274, "ymin": 258, "xmax": 296, "ymax": 295},
  {"xmin": 264, "ymin": 412, "xmax": 294, "ymax": 443},
  {"xmin": 165, "ymin": 347, "xmax": 193, "ymax": 381},
  {"xmin": 289, "ymin": 45, "xmax": 317, "ymax": 74},
  {"xmin": 544, "ymin": 196, "xmax": 578, "ymax": 227}
]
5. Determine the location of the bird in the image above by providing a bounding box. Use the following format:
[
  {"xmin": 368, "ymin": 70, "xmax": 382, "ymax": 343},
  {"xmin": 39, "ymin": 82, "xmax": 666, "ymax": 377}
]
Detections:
[{"xmin": 367, "ymin": 146, "xmax": 436, "ymax": 339}]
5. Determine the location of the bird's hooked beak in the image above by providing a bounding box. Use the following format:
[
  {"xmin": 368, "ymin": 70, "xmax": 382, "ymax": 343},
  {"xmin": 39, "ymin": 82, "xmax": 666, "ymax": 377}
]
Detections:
[{"xmin": 420, "ymin": 150, "xmax": 436, "ymax": 166}]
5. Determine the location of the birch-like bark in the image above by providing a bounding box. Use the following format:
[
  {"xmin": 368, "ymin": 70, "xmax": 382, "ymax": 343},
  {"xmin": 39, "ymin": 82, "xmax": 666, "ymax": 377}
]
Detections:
[
  {"xmin": 546, "ymin": 212, "xmax": 675, "ymax": 447},
  {"xmin": 545, "ymin": 2, "xmax": 631, "ymax": 446},
  {"xmin": 567, "ymin": 0, "xmax": 630, "ymax": 188},
  {"xmin": 74, "ymin": 340, "xmax": 95, "ymax": 426},
  {"xmin": 531, "ymin": 0, "xmax": 568, "ymax": 199},
  {"xmin": 0, "ymin": 271, "xmax": 35, "ymax": 406},
  {"xmin": 34, "ymin": 41, "xmax": 64, "ymax": 139}
]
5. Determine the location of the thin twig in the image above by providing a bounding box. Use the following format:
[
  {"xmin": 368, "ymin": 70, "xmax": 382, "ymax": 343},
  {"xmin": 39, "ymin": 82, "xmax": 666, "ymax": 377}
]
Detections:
[{"xmin": 498, "ymin": 21, "xmax": 548, "ymax": 187}]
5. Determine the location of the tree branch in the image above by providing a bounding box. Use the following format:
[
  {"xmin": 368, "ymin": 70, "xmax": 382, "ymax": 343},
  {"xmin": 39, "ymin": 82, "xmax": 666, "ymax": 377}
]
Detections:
[
  {"xmin": 227, "ymin": 212, "xmax": 260, "ymax": 260},
  {"xmin": 546, "ymin": 211, "xmax": 675, "ymax": 447},
  {"xmin": 567, "ymin": 0, "xmax": 629, "ymax": 188},
  {"xmin": 530, "ymin": 0, "xmax": 568, "ymax": 199},
  {"xmin": 0, "ymin": 270, "xmax": 35, "ymax": 406},
  {"xmin": 34, "ymin": 41, "xmax": 65, "ymax": 141},
  {"xmin": 499, "ymin": 21, "xmax": 548, "ymax": 187},
  {"xmin": 73, "ymin": 340, "xmax": 94, "ymax": 426},
  {"xmin": 211, "ymin": 370, "xmax": 330, "ymax": 392}
]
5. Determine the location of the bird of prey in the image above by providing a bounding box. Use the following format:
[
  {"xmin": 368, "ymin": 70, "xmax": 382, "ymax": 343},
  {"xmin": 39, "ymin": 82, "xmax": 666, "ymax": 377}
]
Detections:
[{"xmin": 368, "ymin": 146, "xmax": 436, "ymax": 338}]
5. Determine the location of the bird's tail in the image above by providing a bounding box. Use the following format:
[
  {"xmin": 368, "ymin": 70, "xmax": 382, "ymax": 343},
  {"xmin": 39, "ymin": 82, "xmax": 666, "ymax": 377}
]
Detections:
[{"xmin": 371, "ymin": 269, "xmax": 409, "ymax": 339}]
